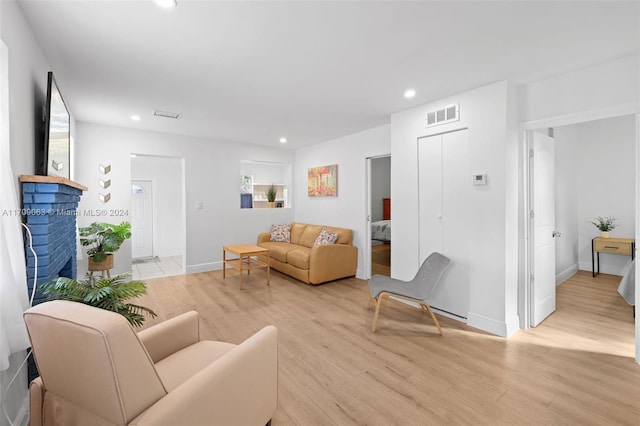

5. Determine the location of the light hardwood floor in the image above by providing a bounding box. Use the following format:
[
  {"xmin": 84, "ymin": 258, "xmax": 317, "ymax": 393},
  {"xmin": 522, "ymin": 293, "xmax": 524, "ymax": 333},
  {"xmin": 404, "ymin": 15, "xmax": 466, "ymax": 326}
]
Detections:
[
  {"xmin": 371, "ymin": 243, "xmax": 391, "ymax": 277},
  {"xmin": 137, "ymin": 269, "xmax": 640, "ymax": 425}
]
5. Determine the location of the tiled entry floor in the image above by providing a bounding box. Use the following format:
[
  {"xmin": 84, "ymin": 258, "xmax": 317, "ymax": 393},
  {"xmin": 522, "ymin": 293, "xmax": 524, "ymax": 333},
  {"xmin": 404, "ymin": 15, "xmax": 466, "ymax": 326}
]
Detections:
[{"xmin": 132, "ymin": 256, "xmax": 184, "ymax": 280}]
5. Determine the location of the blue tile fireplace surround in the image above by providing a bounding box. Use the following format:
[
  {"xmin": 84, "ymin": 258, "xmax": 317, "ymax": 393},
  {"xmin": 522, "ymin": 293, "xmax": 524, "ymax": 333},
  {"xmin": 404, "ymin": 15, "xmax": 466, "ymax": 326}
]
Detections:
[{"xmin": 20, "ymin": 175, "xmax": 87, "ymax": 380}]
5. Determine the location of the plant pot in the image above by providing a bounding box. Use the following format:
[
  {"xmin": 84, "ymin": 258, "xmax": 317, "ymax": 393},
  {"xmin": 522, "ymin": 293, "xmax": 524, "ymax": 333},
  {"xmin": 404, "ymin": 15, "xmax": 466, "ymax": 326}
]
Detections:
[
  {"xmin": 600, "ymin": 231, "xmax": 611, "ymax": 238},
  {"xmin": 88, "ymin": 254, "xmax": 114, "ymax": 271},
  {"xmin": 268, "ymin": 202, "xmax": 276, "ymax": 208}
]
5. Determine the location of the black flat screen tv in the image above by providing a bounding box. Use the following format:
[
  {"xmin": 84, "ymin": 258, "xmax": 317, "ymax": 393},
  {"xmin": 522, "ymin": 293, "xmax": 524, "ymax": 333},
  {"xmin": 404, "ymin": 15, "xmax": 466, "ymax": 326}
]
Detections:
[{"xmin": 39, "ymin": 71, "xmax": 70, "ymax": 178}]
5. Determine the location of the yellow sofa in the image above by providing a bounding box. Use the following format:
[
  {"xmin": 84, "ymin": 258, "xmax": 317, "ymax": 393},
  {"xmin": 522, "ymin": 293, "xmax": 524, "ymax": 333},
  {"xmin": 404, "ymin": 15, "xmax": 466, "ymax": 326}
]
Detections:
[{"xmin": 257, "ymin": 222, "xmax": 357, "ymax": 285}]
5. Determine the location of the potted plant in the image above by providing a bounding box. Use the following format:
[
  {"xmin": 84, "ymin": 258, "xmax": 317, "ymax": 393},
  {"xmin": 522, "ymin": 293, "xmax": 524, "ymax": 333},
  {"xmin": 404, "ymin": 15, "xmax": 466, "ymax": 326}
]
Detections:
[
  {"xmin": 40, "ymin": 273, "xmax": 157, "ymax": 327},
  {"xmin": 591, "ymin": 216, "xmax": 617, "ymax": 238},
  {"xmin": 266, "ymin": 184, "xmax": 277, "ymax": 208},
  {"xmin": 80, "ymin": 221, "xmax": 131, "ymax": 272}
]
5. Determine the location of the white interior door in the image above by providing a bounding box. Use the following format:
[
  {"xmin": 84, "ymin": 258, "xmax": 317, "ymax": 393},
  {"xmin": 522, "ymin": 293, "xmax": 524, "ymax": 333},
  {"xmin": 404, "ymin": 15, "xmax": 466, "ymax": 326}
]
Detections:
[
  {"xmin": 419, "ymin": 134, "xmax": 444, "ymax": 262},
  {"xmin": 438, "ymin": 130, "xmax": 470, "ymax": 317},
  {"xmin": 419, "ymin": 129, "xmax": 469, "ymax": 318},
  {"xmin": 131, "ymin": 180, "xmax": 153, "ymax": 259},
  {"xmin": 364, "ymin": 157, "xmax": 372, "ymax": 278},
  {"xmin": 530, "ymin": 131, "xmax": 556, "ymax": 326}
]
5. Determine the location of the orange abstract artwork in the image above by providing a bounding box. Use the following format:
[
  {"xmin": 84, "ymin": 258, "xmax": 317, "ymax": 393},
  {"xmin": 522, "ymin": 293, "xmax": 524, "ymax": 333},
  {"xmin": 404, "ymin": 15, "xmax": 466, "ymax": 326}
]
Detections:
[{"xmin": 308, "ymin": 164, "xmax": 337, "ymax": 197}]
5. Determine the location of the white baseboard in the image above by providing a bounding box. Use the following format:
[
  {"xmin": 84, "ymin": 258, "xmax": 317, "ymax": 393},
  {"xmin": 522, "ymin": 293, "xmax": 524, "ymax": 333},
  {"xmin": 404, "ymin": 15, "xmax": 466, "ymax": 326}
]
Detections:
[
  {"xmin": 556, "ymin": 263, "xmax": 579, "ymax": 285},
  {"xmin": 467, "ymin": 312, "xmax": 515, "ymax": 338},
  {"xmin": 385, "ymin": 298, "xmax": 467, "ymax": 324},
  {"xmin": 186, "ymin": 262, "xmax": 221, "ymax": 274},
  {"xmin": 431, "ymin": 307, "xmax": 467, "ymax": 323},
  {"xmin": 154, "ymin": 252, "xmax": 183, "ymax": 259},
  {"xmin": 578, "ymin": 261, "xmax": 625, "ymax": 276},
  {"xmin": 504, "ymin": 314, "xmax": 521, "ymax": 337}
]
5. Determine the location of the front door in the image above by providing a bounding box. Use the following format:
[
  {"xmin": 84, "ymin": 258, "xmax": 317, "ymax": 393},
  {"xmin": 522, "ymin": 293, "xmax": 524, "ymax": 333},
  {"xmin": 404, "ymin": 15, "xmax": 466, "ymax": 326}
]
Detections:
[{"xmin": 131, "ymin": 180, "xmax": 153, "ymax": 259}]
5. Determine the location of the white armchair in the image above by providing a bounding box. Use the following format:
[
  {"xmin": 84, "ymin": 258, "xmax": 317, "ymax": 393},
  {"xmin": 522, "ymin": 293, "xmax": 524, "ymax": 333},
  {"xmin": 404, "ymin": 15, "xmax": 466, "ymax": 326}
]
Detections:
[{"xmin": 25, "ymin": 300, "xmax": 278, "ymax": 426}]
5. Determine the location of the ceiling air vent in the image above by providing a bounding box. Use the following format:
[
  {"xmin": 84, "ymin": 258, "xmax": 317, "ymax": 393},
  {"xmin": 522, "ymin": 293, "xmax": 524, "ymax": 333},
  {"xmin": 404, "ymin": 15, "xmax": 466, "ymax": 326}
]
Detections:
[
  {"xmin": 425, "ymin": 103, "xmax": 459, "ymax": 128},
  {"xmin": 153, "ymin": 110, "xmax": 181, "ymax": 119}
]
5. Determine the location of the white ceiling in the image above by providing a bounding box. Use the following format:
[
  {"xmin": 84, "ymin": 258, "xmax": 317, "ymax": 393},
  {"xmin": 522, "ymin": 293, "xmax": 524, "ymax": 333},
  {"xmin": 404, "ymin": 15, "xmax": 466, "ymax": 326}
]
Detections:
[{"xmin": 17, "ymin": 1, "xmax": 640, "ymax": 150}]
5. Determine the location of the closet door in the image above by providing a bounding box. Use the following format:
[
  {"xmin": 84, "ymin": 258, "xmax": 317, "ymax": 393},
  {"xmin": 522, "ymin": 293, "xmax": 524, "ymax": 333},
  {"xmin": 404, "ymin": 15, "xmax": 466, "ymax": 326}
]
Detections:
[
  {"xmin": 418, "ymin": 135, "xmax": 443, "ymax": 261},
  {"xmin": 437, "ymin": 130, "xmax": 469, "ymax": 317},
  {"xmin": 418, "ymin": 130, "xmax": 469, "ymax": 318}
]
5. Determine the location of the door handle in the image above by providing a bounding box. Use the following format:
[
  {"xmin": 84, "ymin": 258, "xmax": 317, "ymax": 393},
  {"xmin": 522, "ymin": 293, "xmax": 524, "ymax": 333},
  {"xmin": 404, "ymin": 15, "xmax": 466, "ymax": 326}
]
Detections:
[{"xmin": 552, "ymin": 231, "xmax": 562, "ymax": 238}]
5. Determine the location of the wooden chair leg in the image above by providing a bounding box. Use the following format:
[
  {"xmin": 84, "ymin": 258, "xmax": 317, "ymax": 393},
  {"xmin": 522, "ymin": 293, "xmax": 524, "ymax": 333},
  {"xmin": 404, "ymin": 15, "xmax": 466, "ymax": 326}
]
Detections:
[
  {"xmin": 421, "ymin": 303, "xmax": 443, "ymax": 336},
  {"xmin": 367, "ymin": 295, "xmax": 374, "ymax": 310},
  {"xmin": 371, "ymin": 294, "xmax": 385, "ymax": 332}
]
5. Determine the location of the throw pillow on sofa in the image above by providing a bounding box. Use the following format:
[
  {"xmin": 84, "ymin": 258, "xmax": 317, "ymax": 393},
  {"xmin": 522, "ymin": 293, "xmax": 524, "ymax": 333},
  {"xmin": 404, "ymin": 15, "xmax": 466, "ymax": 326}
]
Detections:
[
  {"xmin": 270, "ymin": 224, "xmax": 291, "ymax": 242},
  {"xmin": 314, "ymin": 228, "xmax": 339, "ymax": 246}
]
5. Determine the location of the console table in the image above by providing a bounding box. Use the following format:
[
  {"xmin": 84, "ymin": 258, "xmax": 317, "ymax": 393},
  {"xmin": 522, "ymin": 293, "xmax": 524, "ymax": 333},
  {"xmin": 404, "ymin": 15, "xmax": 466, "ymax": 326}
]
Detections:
[{"xmin": 592, "ymin": 237, "xmax": 635, "ymax": 277}]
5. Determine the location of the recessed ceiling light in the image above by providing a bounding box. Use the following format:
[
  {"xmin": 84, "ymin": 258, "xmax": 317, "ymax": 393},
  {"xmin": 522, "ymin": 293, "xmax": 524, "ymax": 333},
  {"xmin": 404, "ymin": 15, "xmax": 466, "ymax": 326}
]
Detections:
[
  {"xmin": 130, "ymin": 154, "xmax": 137, "ymax": 158},
  {"xmin": 404, "ymin": 89, "xmax": 416, "ymax": 99},
  {"xmin": 279, "ymin": 137, "xmax": 287, "ymax": 144},
  {"xmin": 154, "ymin": 0, "xmax": 177, "ymax": 8},
  {"xmin": 131, "ymin": 115, "xmax": 141, "ymax": 121}
]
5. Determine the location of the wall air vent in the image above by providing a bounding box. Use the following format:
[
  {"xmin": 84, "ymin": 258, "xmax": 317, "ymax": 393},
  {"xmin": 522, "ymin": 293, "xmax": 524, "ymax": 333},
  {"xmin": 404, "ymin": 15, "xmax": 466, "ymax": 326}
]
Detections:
[
  {"xmin": 153, "ymin": 110, "xmax": 181, "ymax": 119},
  {"xmin": 425, "ymin": 103, "xmax": 459, "ymax": 128}
]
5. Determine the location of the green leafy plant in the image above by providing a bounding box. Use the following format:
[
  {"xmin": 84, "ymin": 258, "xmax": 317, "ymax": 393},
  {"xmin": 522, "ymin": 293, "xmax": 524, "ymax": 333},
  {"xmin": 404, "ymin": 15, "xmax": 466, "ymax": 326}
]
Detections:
[
  {"xmin": 80, "ymin": 221, "xmax": 131, "ymax": 263},
  {"xmin": 590, "ymin": 216, "xmax": 618, "ymax": 232},
  {"xmin": 40, "ymin": 273, "xmax": 157, "ymax": 327},
  {"xmin": 266, "ymin": 184, "xmax": 277, "ymax": 203}
]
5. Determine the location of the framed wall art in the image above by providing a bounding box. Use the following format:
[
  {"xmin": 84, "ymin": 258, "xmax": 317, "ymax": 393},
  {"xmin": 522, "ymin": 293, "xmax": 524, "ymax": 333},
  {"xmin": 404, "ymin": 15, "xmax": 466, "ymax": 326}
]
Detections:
[{"xmin": 308, "ymin": 164, "xmax": 337, "ymax": 197}]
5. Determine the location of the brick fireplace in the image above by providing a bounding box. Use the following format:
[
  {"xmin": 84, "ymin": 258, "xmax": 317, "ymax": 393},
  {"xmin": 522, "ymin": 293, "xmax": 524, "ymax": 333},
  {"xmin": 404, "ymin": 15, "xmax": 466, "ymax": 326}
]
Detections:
[
  {"xmin": 20, "ymin": 176, "xmax": 86, "ymax": 304},
  {"xmin": 20, "ymin": 175, "xmax": 86, "ymax": 380}
]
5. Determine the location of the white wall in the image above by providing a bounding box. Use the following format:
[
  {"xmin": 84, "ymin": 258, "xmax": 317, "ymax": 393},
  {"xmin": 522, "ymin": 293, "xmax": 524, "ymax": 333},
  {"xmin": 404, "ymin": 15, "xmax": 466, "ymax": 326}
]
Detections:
[
  {"xmin": 554, "ymin": 125, "xmax": 580, "ymax": 283},
  {"xmin": 520, "ymin": 54, "xmax": 639, "ymax": 124},
  {"xmin": 391, "ymin": 81, "xmax": 520, "ymax": 337},
  {"xmin": 576, "ymin": 115, "xmax": 636, "ymax": 274},
  {"xmin": 131, "ymin": 155, "xmax": 184, "ymax": 258},
  {"xmin": 371, "ymin": 156, "xmax": 390, "ymax": 222},
  {"xmin": 293, "ymin": 125, "xmax": 391, "ymax": 278},
  {"xmin": 1, "ymin": 2, "xmax": 55, "ymax": 423},
  {"xmin": 75, "ymin": 122, "xmax": 294, "ymax": 276},
  {"xmin": 2, "ymin": 2, "xmax": 49, "ymax": 182},
  {"xmin": 241, "ymin": 161, "xmax": 291, "ymax": 186}
]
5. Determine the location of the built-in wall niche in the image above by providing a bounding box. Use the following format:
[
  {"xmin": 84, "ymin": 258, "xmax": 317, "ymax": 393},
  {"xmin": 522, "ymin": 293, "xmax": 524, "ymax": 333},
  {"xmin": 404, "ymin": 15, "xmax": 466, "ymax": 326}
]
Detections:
[{"xmin": 240, "ymin": 160, "xmax": 292, "ymax": 209}]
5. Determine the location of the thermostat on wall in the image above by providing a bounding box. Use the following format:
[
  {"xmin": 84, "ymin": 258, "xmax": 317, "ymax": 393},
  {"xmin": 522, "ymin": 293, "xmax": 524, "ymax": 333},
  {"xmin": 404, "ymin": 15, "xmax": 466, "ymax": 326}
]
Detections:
[{"xmin": 473, "ymin": 174, "xmax": 487, "ymax": 185}]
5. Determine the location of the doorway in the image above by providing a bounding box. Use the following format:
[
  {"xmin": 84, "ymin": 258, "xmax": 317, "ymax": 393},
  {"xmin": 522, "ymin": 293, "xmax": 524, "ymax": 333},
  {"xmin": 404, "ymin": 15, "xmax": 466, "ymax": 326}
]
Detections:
[
  {"xmin": 365, "ymin": 155, "xmax": 391, "ymax": 278},
  {"xmin": 523, "ymin": 113, "xmax": 639, "ymax": 360},
  {"xmin": 130, "ymin": 154, "xmax": 186, "ymax": 280}
]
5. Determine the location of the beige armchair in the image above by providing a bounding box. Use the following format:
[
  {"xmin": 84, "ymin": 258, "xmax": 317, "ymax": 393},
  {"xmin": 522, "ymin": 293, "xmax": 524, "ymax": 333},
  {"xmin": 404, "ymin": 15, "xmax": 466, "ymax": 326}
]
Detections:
[{"xmin": 24, "ymin": 300, "xmax": 278, "ymax": 426}]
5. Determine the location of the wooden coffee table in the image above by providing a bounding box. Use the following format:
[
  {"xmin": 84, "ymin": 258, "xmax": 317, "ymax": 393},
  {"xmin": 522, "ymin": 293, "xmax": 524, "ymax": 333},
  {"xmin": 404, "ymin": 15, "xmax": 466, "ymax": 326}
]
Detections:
[{"xmin": 222, "ymin": 244, "xmax": 270, "ymax": 289}]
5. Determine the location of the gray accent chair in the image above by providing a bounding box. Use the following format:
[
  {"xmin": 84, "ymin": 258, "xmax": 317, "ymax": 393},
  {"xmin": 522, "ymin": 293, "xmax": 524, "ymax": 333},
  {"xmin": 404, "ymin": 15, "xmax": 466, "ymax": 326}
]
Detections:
[{"xmin": 368, "ymin": 252, "xmax": 452, "ymax": 335}]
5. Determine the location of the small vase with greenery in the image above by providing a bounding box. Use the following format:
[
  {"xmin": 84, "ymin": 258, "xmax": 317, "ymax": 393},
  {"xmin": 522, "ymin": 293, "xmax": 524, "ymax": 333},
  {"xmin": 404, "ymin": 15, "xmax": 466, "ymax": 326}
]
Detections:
[
  {"xmin": 591, "ymin": 216, "xmax": 617, "ymax": 237},
  {"xmin": 80, "ymin": 221, "xmax": 131, "ymax": 269},
  {"xmin": 40, "ymin": 273, "xmax": 157, "ymax": 327},
  {"xmin": 266, "ymin": 184, "xmax": 277, "ymax": 207}
]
